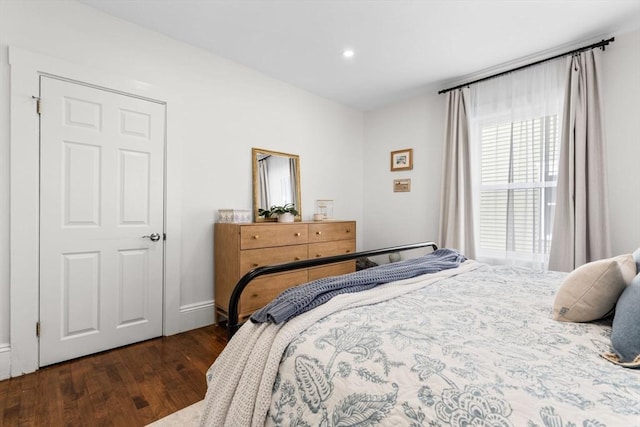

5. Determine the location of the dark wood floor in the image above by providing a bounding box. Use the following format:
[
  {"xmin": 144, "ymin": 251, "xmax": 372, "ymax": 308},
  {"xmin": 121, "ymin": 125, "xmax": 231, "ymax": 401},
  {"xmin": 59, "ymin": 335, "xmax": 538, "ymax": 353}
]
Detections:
[{"xmin": 0, "ymin": 324, "xmax": 228, "ymax": 427}]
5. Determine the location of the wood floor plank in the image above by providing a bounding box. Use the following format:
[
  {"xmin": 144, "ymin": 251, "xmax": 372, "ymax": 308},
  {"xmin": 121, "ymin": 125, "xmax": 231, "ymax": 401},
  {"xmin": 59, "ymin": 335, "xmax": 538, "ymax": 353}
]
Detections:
[{"xmin": 0, "ymin": 325, "xmax": 226, "ymax": 426}]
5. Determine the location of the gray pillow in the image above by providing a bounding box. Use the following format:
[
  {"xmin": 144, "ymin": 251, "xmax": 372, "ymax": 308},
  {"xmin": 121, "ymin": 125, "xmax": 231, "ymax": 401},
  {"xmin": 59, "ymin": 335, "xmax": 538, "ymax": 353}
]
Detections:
[
  {"xmin": 633, "ymin": 247, "xmax": 640, "ymax": 273},
  {"xmin": 611, "ymin": 273, "xmax": 640, "ymax": 363}
]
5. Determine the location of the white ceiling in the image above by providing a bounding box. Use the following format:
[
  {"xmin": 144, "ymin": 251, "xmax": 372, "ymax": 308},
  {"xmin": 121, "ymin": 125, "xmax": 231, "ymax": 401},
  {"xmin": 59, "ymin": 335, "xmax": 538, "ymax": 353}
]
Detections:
[{"xmin": 80, "ymin": 0, "xmax": 640, "ymax": 111}]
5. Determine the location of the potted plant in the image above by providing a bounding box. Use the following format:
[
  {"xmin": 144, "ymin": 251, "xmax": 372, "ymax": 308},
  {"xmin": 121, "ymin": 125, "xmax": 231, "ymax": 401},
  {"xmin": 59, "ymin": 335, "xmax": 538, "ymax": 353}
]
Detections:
[{"xmin": 258, "ymin": 203, "xmax": 299, "ymax": 223}]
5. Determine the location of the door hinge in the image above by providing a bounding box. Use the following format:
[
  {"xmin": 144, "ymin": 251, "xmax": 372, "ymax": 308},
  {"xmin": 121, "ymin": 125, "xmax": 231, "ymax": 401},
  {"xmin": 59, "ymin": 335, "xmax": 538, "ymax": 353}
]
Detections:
[
  {"xmin": 163, "ymin": 233, "xmax": 166, "ymax": 241},
  {"xmin": 32, "ymin": 96, "xmax": 41, "ymax": 115},
  {"xmin": 36, "ymin": 321, "xmax": 41, "ymax": 338}
]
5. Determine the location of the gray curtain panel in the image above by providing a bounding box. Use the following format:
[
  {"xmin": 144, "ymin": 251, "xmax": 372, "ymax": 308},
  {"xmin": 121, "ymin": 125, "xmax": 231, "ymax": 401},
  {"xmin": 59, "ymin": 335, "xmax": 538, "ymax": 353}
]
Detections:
[
  {"xmin": 438, "ymin": 88, "xmax": 475, "ymax": 259},
  {"xmin": 288, "ymin": 158, "xmax": 298, "ymax": 210},
  {"xmin": 549, "ymin": 50, "xmax": 611, "ymax": 272}
]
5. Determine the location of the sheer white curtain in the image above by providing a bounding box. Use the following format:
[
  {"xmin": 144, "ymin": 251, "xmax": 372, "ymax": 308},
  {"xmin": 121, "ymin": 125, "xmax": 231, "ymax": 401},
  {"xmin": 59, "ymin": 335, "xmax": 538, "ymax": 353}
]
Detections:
[{"xmin": 468, "ymin": 59, "xmax": 565, "ymax": 269}]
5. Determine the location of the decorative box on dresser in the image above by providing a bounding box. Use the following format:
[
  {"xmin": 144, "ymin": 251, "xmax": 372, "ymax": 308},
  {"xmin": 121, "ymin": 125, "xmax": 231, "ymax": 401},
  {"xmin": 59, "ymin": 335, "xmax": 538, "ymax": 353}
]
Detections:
[{"xmin": 214, "ymin": 220, "xmax": 356, "ymax": 322}]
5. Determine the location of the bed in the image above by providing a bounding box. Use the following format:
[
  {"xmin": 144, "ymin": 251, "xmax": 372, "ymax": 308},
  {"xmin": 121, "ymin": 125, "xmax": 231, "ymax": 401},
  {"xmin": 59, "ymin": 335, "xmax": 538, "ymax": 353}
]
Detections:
[{"xmin": 199, "ymin": 244, "xmax": 640, "ymax": 427}]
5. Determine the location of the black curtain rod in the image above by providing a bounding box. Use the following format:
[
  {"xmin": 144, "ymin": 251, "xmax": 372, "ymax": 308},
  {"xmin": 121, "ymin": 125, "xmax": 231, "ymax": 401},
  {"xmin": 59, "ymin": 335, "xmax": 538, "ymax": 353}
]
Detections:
[{"xmin": 438, "ymin": 37, "xmax": 615, "ymax": 94}]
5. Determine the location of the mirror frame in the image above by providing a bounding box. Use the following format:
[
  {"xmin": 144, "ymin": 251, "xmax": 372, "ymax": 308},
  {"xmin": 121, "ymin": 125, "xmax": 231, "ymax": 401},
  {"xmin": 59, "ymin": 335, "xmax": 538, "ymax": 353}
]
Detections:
[{"xmin": 252, "ymin": 147, "xmax": 302, "ymax": 222}]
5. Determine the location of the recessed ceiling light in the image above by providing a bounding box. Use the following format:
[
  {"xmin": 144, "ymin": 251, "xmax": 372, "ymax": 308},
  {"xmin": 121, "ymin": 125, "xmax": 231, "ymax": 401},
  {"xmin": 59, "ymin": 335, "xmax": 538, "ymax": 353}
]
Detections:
[{"xmin": 342, "ymin": 49, "xmax": 355, "ymax": 59}]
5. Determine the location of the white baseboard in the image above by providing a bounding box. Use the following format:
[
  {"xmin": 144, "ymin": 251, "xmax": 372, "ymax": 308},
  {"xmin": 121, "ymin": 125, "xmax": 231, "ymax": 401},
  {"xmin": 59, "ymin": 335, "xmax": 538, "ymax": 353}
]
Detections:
[
  {"xmin": 0, "ymin": 344, "xmax": 11, "ymax": 381},
  {"xmin": 176, "ymin": 299, "xmax": 215, "ymax": 334}
]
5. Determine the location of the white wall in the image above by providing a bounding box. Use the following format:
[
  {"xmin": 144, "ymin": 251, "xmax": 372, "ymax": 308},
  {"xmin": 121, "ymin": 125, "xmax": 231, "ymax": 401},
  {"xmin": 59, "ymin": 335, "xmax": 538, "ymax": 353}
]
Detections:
[
  {"xmin": 602, "ymin": 29, "xmax": 640, "ymax": 256},
  {"xmin": 362, "ymin": 28, "xmax": 640, "ymax": 260},
  {"xmin": 0, "ymin": 0, "xmax": 364, "ymax": 377},
  {"xmin": 362, "ymin": 93, "xmax": 445, "ymax": 253}
]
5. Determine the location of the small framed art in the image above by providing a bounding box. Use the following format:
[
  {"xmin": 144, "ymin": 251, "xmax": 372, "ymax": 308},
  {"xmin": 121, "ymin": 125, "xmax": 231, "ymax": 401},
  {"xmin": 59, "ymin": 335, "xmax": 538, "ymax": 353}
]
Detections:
[
  {"xmin": 390, "ymin": 148, "xmax": 413, "ymax": 171},
  {"xmin": 314, "ymin": 199, "xmax": 334, "ymax": 220},
  {"xmin": 393, "ymin": 179, "xmax": 411, "ymax": 192}
]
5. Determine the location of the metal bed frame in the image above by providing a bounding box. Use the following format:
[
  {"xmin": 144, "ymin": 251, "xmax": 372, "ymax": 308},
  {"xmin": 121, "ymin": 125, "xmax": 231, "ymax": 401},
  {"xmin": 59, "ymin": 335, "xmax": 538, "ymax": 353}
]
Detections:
[{"xmin": 226, "ymin": 241, "xmax": 438, "ymax": 338}]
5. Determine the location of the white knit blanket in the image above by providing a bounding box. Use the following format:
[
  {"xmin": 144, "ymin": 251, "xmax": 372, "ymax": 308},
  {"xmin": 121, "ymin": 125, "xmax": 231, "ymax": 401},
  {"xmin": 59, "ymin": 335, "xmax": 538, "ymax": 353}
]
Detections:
[{"xmin": 198, "ymin": 261, "xmax": 480, "ymax": 427}]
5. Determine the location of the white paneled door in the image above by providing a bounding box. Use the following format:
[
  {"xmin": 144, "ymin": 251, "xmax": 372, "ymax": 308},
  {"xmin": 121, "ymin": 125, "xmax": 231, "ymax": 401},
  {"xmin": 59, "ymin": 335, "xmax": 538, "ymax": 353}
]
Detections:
[{"xmin": 39, "ymin": 76, "xmax": 165, "ymax": 366}]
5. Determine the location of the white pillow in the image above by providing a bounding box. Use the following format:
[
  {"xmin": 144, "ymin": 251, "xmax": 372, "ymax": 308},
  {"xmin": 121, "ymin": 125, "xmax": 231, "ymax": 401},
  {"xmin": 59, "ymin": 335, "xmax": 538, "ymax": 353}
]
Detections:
[{"xmin": 553, "ymin": 254, "xmax": 635, "ymax": 322}]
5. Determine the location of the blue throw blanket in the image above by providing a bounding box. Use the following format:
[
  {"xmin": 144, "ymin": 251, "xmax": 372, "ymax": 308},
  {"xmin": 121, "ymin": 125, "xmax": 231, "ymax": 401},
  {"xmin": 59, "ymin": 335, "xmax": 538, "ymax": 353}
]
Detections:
[{"xmin": 250, "ymin": 248, "xmax": 466, "ymax": 324}]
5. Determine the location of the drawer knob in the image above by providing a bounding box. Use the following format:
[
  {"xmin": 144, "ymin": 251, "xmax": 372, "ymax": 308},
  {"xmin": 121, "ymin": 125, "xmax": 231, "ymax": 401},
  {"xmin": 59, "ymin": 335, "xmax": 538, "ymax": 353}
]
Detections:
[
  {"xmin": 316, "ymin": 254, "xmax": 322, "ymax": 258},
  {"xmin": 294, "ymin": 257, "xmax": 301, "ymax": 261},
  {"xmin": 346, "ymin": 229, "xmax": 351, "ymax": 233},
  {"xmin": 253, "ymin": 235, "xmax": 259, "ymax": 239},
  {"xmin": 253, "ymin": 263, "xmax": 259, "ymax": 267},
  {"xmin": 316, "ymin": 231, "xmax": 322, "ymax": 235},
  {"xmin": 295, "ymin": 232, "xmax": 301, "ymax": 236},
  {"xmin": 252, "ymin": 293, "xmax": 258, "ymax": 298},
  {"xmin": 346, "ymin": 250, "xmax": 351, "ymax": 253}
]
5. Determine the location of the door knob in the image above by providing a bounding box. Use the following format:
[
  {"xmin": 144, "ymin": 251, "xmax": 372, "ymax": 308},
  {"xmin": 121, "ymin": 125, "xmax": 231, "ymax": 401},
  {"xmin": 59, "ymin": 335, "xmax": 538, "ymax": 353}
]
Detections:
[{"xmin": 142, "ymin": 233, "xmax": 161, "ymax": 242}]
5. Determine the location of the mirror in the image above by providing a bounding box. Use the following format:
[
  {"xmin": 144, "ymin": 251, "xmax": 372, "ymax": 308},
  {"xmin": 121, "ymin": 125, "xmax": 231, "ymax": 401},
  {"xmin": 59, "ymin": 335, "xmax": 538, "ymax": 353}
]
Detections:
[{"xmin": 252, "ymin": 148, "xmax": 302, "ymax": 222}]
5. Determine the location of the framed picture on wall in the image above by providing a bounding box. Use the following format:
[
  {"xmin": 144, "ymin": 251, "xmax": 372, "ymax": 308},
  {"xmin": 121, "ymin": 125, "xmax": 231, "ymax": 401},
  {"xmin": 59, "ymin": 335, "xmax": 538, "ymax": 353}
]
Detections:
[
  {"xmin": 393, "ymin": 179, "xmax": 411, "ymax": 192},
  {"xmin": 390, "ymin": 148, "xmax": 413, "ymax": 171}
]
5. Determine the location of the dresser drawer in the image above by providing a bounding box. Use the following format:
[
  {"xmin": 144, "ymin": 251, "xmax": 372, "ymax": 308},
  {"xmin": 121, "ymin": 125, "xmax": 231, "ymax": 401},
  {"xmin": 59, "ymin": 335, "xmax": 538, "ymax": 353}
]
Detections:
[
  {"xmin": 309, "ymin": 222, "xmax": 355, "ymax": 242},
  {"xmin": 239, "ymin": 270, "xmax": 308, "ymax": 316},
  {"xmin": 308, "ymin": 239, "xmax": 355, "ymax": 259},
  {"xmin": 240, "ymin": 224, "xmax": 308, "ymax": 249},
  {"xmin": 240, "ymin": 245, "xmax": 308, "ymax": 275},
  {"xmin": 308, "ymin": 261, "xmax": 355, "ymax": 281}
]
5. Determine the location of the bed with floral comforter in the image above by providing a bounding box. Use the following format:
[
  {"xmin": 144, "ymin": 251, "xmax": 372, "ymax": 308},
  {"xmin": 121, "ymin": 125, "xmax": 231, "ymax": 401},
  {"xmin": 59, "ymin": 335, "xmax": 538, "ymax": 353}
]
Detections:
[{"xmin": 200, "ymin": 263, "xmax": 640, "ymax": 427}]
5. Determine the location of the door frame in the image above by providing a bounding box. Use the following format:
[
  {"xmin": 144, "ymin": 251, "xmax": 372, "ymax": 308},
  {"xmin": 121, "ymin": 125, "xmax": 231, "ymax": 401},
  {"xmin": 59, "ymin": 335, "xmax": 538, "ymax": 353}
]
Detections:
[{"xmin": 9, "ymin": 46, "xmax": 183, "ymax": 376}]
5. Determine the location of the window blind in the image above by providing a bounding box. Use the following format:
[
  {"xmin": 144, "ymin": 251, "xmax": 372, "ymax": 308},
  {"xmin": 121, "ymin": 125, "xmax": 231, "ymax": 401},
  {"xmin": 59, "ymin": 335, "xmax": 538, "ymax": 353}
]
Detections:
[{"xmin": 478, "ymin": 116, "xmax": 559, "ymax": 257}]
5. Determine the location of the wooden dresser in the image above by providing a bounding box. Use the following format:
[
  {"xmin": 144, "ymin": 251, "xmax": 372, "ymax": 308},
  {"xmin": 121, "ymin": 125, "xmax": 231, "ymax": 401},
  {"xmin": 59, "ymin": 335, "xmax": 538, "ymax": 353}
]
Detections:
[{"xmin": 214, "ymin": 220, "xmax": 356, "ymax": 322}]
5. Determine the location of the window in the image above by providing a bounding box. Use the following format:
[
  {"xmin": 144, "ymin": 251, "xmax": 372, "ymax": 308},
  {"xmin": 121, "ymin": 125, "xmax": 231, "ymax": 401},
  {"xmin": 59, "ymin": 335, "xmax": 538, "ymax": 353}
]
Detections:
[
  {"xmin": 476, "ymin": 115, "xmax": 560, "ymax": 266},
  {"xmin": 466, "ymin": 59, "xmax": 565, "ymax": 268}
]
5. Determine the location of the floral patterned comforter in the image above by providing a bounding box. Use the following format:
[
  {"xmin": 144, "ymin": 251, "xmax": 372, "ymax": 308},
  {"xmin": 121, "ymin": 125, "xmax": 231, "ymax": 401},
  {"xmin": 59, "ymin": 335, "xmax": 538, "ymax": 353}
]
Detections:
[{"xmin": 266, "ymin": 265, "xmax": 640, "ymax": 427}]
